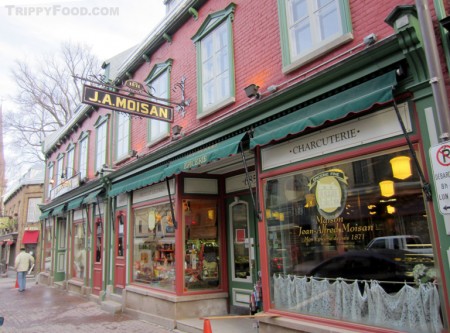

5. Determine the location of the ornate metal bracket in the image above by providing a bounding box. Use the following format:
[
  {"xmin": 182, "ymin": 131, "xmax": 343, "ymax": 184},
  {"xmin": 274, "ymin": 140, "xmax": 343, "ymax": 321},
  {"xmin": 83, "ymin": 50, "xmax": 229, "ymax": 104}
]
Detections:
[{"xmin": 172, "ymin": 76, "xmax": 191, "ymax": 118}]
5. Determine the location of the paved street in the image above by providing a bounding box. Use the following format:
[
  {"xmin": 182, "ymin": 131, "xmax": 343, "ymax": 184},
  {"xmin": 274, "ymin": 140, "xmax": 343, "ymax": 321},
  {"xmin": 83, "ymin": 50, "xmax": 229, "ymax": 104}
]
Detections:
[{"xmin": 0, "ymin": 273, "xmax": 179, "ymax": 333}]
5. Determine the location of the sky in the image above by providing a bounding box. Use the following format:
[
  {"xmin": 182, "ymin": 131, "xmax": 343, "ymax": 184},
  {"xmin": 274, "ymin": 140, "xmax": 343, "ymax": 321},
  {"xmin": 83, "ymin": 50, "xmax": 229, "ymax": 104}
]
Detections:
[{"xmin": 0, "ymin": 0, "xmax": 167, "ymax": 187}]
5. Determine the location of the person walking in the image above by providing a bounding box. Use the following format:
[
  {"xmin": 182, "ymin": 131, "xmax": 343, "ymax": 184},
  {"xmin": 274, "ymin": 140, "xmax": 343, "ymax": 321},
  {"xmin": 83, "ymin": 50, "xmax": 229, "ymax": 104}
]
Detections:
[{"xmin": 14, "ymin": 247, "xmax": 34, "ymax": 292}]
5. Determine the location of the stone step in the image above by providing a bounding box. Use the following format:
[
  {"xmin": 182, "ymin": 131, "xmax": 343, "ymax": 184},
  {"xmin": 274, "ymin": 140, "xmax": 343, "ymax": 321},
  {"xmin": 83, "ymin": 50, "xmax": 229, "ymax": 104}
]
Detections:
[{"xmin": 101, "ymin": 300, "xmax": 122, "ymax": 314}]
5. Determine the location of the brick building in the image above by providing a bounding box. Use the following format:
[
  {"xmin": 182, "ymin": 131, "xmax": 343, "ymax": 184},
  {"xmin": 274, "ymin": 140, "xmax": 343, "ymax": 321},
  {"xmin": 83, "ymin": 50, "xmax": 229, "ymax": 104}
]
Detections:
[{"xmin": 39, "ymin": 1, "xmax": 450, "ymax": 332}]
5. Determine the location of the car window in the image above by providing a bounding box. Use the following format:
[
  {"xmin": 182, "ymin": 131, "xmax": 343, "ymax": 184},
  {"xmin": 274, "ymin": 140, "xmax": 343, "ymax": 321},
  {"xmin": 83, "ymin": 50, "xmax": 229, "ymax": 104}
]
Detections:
[{"xmin": 369, "ymin": 239, "xmax": 385, "ymax": 249}]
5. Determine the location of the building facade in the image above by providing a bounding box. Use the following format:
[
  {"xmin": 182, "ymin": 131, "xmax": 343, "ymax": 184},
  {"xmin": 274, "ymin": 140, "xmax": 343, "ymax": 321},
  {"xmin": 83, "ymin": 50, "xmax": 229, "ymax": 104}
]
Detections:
[
  {"xmin": 39, "ymin": 1, "xmax": 450, "ymax": 332},
  {"xmin": 2, "ymin": 165, "xmax": 44, "ymax": 274}
]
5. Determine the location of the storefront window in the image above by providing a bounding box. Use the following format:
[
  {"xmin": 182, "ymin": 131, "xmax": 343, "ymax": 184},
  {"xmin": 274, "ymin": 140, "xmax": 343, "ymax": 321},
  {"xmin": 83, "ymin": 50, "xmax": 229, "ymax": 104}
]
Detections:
[
  {"xmin": 183, "ymin": 199, "xmax": 220, "ymax": 291},
  {"xmin": 264, "ymin": 149, "xmax": 441, "ymax": 330},
  {"xmin": 44, "ymin": 220, "xmax": 52, "ymax": 272},
  {"xmin": 133, "ymin": 203, "xmax": 175, "ymax": 291},
  {"xmin": 72, "ymin": 222, "xmax": 86, "ymax": 279}
]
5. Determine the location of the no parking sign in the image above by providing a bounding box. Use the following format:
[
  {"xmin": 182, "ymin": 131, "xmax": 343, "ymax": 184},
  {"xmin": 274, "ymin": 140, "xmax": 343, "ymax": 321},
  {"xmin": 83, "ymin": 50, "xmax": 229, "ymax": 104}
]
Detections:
[{"xmin": 429, "ymin": 142, "xmax": 450, "ymax": 215}]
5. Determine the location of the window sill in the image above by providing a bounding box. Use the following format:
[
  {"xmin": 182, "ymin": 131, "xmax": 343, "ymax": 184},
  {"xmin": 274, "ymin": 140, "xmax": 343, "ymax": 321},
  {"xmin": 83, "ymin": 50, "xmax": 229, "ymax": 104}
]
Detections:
[
  {"xmin": 147, "ymin": 133, "xmax": 170, "ymax": 148},
  {"xmin": 197, "ymin": 96, "xmax": 235, "ymax": 120},
  {"xmin": 283, "ymin": 32, "xmax": 354, "ymax": 74}
]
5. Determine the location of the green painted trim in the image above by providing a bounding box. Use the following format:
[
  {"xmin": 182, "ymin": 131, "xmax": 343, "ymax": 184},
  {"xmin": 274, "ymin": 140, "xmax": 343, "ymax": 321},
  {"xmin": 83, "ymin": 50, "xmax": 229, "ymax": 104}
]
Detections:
[
  {"xmin": 277, "ymin": 0, "xmax": 352, "ymax": 71},
  {"xmin": 94, "ymin": 120, "xmax": 109, "ymax": 172},
  {"xmin": 193, "ymin": 3, "xmax": 236, "ymax": 116},
  {"xmin": 145, "ymin": 60, "xmax": 172, "ymax": 144},
  {"xmin": 434, "ymin": 0, "xmax": 450, "ymax": 74}
]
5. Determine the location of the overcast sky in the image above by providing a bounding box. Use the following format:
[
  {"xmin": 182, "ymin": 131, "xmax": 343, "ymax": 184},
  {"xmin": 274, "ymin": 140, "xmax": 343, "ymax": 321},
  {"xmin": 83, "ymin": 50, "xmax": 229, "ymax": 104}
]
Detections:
[{"xmin": 0, "ymin": 0, "xmax": 166, "ymax": 185}]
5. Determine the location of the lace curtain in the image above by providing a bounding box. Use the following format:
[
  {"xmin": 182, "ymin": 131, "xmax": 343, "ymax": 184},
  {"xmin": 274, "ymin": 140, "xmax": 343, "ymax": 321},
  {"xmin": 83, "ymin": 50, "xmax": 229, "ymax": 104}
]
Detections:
[{"xmin": 273, "ymin": 275, "xmax": 443, "ymax": 333}]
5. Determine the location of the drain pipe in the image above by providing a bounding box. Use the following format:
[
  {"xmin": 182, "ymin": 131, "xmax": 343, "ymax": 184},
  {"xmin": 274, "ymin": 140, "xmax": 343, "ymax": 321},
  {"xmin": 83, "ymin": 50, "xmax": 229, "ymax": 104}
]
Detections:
[{"xmin": 415, "ymin": 0, "xmax": 450, "ymax": 141}]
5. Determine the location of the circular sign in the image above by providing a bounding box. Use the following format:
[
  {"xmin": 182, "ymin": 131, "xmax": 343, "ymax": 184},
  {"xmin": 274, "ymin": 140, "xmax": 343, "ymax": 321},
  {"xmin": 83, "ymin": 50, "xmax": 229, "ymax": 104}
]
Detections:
[{"xmin": 436, "ymin": 144, "xmax": 450, "ymax": 166}]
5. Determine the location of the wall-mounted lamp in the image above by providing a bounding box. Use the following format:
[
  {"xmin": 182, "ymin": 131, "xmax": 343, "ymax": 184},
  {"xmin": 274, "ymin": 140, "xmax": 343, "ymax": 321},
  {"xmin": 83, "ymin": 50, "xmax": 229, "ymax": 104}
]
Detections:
[
  {"xmin": 379, "ymin": 180, "xmax": 395, "ymax": 197},
  {"xmin": 172, "ymin": 125, "xmax": 184, "ymax": 141},
  {"xmin": 244, "ymin": 84, "xmax": 260, "ymax": 99},
  {"xmin": 386, "ymin": 205, "xmax": 396, "ymax": 214},
  {"xmin": 131, "ymin": 150, "xmax": 138, "ymax": 157},
  {"xmin": 390, "ymin": 156, "xmax": 412, "ymax": 180}
]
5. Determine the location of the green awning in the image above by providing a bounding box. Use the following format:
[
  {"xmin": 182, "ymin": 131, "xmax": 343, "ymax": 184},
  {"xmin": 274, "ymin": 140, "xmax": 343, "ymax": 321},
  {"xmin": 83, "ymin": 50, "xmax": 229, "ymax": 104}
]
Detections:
[
  {"xmin": 250, "ymin": 71, "xmax": 397, "ymax": 148},
  {"xmin": 51, "ymin": 204, "xmax": 66, "ymax": 216},
  {"xmin": 163, "ymin": 133, "xmax": 246, "ymax": 178},
  {"xmin": 39, "ymin": 210, "xmax": 52, "ymax": 220},
  {"xmin": 83, "ymin": 189, "xmax": 103, "ymax": 204},
  {"xmin": 67, "ymin": 196, "xmax": 85, "ymax": 210},
  {"xmin": 108, "ymin": 165, "xmax": 166, "ymax": 197}
]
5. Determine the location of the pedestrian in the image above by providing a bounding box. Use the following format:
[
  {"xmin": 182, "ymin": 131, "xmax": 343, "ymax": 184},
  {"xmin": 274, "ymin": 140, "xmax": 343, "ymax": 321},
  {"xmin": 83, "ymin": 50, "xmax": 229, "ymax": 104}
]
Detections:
[{"xmin": 14, "ymin": 247, "xmax": 34, "ymax": 292}]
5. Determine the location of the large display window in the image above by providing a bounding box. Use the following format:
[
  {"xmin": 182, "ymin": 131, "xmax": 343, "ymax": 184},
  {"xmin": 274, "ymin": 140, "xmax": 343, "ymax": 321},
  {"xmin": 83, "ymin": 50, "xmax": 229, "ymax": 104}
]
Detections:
[
  {"xmin": 183, "ymin": 199, "xmax": 220, "ymax": 291},
  {"xmin": 133, "ymin": 202, "xmax": 176, "ymax": 291},
  {"xmin": 71, "ymin": 221, "xmax": 86, "ymax": 279},
  {"xmin": 264, "ymin": 148, "xmax": 442, "ymax": 332},
  {"xmin": 44, "ymin": 220, "xmax": 52, "ymax": 272}
]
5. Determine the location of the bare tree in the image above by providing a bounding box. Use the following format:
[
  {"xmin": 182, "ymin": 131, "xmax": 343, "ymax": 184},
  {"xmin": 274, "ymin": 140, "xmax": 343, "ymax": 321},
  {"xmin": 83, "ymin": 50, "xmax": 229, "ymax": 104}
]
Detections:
[{"xmin": 4, "ymin": 41, "xmax": 100, "ymax": 164}]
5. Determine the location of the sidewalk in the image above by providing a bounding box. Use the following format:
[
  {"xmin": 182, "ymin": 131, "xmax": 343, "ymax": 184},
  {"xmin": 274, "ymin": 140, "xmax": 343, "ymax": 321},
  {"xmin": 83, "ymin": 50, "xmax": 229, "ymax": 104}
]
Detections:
[
  {"xmin": 0, "ymin": 271, "xmax": 176, "ymax": 333},
  {"xmin": 0, "ymin": 270, "xmax": 259, "ymax": 333}
]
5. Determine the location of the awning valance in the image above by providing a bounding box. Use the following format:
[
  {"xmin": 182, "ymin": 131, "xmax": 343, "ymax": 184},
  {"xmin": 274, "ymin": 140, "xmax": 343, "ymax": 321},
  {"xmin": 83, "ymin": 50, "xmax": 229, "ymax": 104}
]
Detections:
[
  {"xmin": 39, "ymin": 210, "xmax": 52, "ymax": 220},
  {"xmin": 67, "ymin": 196, "xmax": 85, "ymax": 210},
  {"xmin": 51, "ymin": 204, "xmax": 66, "ymax": 216},
  {"xmin": 83, "ymin": 189, "xmax": 103, "ymax": 204},
  {"xmin": 250, "ymin": 71, "xmax": 397, "ymax": 148},
  {"xmin": 163, "ymin": 133, "xmax": 246, "ymax": 178},
  {"xmin": 109, "ymin": 165, "xmax": 166, "ymax": 197},
  {"xmin": 22, "ymin": 231, "xmax": 40, "ymax": 244}
]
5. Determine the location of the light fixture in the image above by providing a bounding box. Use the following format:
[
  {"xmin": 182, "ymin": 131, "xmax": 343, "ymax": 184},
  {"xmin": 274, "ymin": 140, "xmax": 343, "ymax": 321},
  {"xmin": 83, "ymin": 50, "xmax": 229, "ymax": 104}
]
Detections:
[
  {"xmin": 386, "ymin": 205, "xmax": 396, "ymax": 214},
  {"xmin": 207, "ymin": 209, "xmax": 215, "ymax": 221},
  {"xmin": 304, "ymin": 193, "xmax": 316, "ymax": 208},
  {"xmin": 379, "ymin": 180, "xmax": 395, "ymax": 197},
  {"xmin": 172, "ymin": 125, "xmax": 184, "ymax": 141},
  {"xmin": 265, "ymin": 209, "xmax": 272, "ymax": 219},
  {"xmin": 390, "ymin": 156, "xmax": 412, "ymax": 180},
  {"xmin": 244, "ymin": 84, "xmax": 260, "ymax": 99}
]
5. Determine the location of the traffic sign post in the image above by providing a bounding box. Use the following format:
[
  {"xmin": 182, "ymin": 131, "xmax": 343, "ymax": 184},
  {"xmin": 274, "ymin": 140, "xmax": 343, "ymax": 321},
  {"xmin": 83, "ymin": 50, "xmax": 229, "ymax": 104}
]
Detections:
[{"xmin": 429, "ymin": 142, "xmax": 450, "ymax": 234}]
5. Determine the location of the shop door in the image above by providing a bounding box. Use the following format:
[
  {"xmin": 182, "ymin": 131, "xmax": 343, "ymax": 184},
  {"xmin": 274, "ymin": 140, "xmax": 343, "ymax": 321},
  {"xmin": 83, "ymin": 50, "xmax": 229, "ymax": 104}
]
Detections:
[
  {"xmin": 54, "ymin": 218, "xmax": 67, "ymax": 282},
  {"xmin": 114, "ymin": 211, "xmax": 126, "ymax": 292},
  {"xmin": 92, "ymin": 220, "xmax": 103, "ymax": 295},
  {"xmin": 227, "ymin": 195, "xmax": 259, "ymax": 313}
]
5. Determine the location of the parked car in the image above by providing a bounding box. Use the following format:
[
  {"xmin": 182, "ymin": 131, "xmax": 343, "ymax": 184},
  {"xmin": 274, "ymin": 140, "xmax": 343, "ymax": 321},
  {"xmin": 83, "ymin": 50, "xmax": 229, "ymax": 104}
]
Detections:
[
  {"xmin": 308, "ymin": 250, "xmax": 414, "ymax": 293},
  {"xmin": 366, "ymin": 235, "xmax": 433, "ymax": 255}
]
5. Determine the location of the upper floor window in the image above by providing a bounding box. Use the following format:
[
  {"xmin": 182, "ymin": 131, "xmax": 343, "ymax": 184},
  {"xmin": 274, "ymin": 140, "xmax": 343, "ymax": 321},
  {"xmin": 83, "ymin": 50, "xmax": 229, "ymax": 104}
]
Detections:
[
  {"xmin": 27, "ymin": 197, "xmax": 41, "ymax": 223},
  {"xmin": 78, "ymin": 132, "xmax": 89, "ymax": 179},
  {"xmin": 47, "ymin": 163, "xmax": 54, "ymax": 198},
  {"xmin": 115, "ymin": 112, "xmax": 130, "ymax": 160},
  {"xmin": 95, "ymin": 115, "xmax": 109, "ymax": 171},
  {"xmin": 145, "ymin": 60, "xmax": 172, "ymax": 144},
  {"xmin": 279, "ymin": 0, "xmax": 353, "ymax": 72},
  {"xmin": 66, "ymin": 144, "xmax": 75, "ymax": 178},
  {"xmin": 56, "ymin": 154, "xmax": 64, "ymax": 186},
  {"xmin": 192, "ymin": 3, "xmax": 236, "ymax": 117}
]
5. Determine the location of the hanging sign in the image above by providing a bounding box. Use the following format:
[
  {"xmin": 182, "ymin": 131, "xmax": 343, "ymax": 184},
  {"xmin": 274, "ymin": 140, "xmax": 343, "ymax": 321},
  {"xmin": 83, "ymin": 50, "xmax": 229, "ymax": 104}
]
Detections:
[{"xmin": 82, "ymin": 85, "xmax": 173, "ymax": 122}]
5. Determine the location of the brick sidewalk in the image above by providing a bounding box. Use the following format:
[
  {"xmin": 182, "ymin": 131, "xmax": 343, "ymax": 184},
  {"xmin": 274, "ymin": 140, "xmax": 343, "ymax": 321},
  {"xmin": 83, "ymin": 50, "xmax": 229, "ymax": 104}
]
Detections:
[{"xmin": 0, "ymin": 277, "xmax": 177, "ymax": 333}]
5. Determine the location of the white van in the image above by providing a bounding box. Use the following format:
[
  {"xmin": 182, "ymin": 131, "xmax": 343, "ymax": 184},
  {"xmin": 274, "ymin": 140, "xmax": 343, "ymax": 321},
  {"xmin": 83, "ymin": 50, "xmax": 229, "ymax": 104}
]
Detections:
[{"xmin": 366, "ymin": 235, "xmax": 433, "ymax": 255}]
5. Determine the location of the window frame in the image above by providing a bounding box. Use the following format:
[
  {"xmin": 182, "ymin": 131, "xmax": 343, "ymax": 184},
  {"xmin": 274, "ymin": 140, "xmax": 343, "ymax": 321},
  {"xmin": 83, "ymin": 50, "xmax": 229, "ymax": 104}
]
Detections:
[
  {"xmin": 145, "ymin": 59, "xmax": 172, "ymax": 145},
  {"xmin": 278, "ymin": 0, "xmax": 353, "ymax": 73},
  {"xmin": 115, "ymin": 112, "xmax": 130, "ymax": 162},
  {"xmin": 55, "ymin": 153, "xmax": 64, "ymax": 187},
  {"xmin": 47, "ymin": 162, "xmax": 54, "ymax": 199},
  {"xmin": 192, "ymin": 3, "xmax": 236, "ymax": 118},
  {"xmin": 94, "ymin": 115, "xmax": 109, "ymax": 172},
  {"xmin": 78, "ymin": 131, "xmax": 90, "ymax": 180},
  {"xmin": 66, "ymin": 143, "xmax": 76, "ymax": 178}
]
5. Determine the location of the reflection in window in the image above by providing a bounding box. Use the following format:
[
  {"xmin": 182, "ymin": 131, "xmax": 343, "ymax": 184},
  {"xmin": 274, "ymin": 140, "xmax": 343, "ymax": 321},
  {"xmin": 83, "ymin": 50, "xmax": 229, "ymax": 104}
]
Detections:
[
  {"xmin": 95, "ymin": 221, "xmax": 102, "ymax": 263},
  {"xmin": 183, "ymin": 199, "xmax": 220, "ymax": 291},
  {"xmin": 72, "ymin": 222, "xmax": 86, "ymax": 279},
  {"xmin": 117, "ymin": 214, "xmax": 124, "ymax": 257},
  {"xmin": 264, "ymin": 149, "xmax": 441, "ymax": 331},
  {"xmin": 133, "ymin": 203, "xmax": 175, "ymax": 292}
]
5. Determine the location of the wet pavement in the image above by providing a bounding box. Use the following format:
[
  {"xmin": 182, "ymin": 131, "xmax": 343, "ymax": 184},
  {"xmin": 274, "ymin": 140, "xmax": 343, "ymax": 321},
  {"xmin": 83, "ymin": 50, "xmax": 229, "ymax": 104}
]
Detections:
[{"xmin": 0, "ymin": 272, "xmax": 180, "ymax": 333}]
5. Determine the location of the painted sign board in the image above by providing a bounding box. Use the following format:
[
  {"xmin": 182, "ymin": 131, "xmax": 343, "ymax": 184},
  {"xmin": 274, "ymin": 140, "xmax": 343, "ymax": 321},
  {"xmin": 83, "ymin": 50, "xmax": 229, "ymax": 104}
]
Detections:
[{"xmin": 82, "ymin": 85, "xmax": 173, "ymax": 122}]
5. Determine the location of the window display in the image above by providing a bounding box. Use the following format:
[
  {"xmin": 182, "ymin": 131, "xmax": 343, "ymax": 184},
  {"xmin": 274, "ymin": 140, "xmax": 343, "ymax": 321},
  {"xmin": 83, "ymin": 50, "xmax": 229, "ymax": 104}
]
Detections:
[
  {"xmin": 133, "ymin": 203, "xmax": 175, "ymax": 291},
  {"xmin": 44, "ymin": 221, "xmax": 52, "ymax": 272},
  {"xmin": 183, "ymin": 199, "xmax": 220, "ymax": 290},
  {"xmin": 264, "ymin": 149, "xmax": 441, "ymax": 331},
  {"xmin": 72, "ymin": 222, "xmax": 86, "ymax": 279}
]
